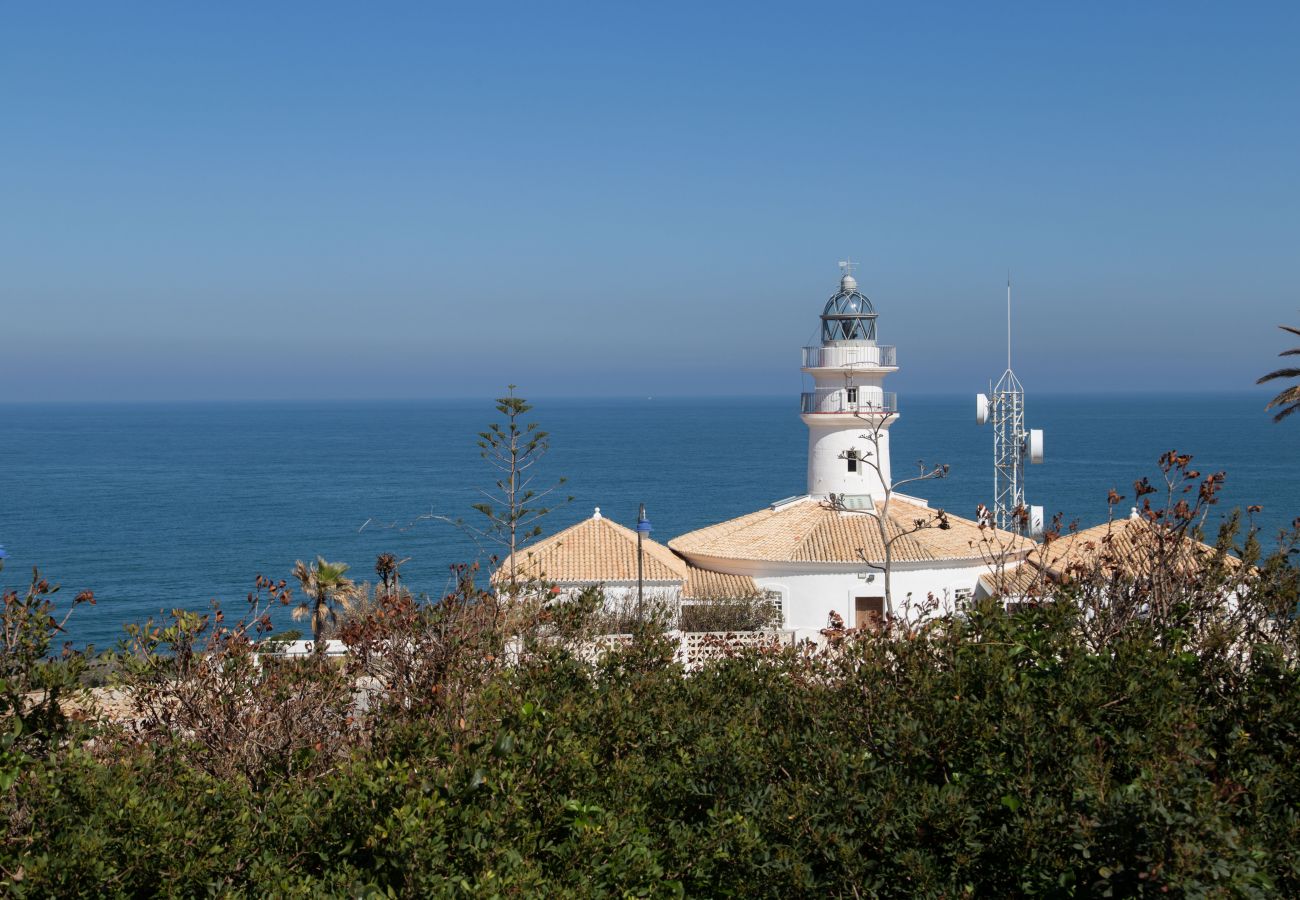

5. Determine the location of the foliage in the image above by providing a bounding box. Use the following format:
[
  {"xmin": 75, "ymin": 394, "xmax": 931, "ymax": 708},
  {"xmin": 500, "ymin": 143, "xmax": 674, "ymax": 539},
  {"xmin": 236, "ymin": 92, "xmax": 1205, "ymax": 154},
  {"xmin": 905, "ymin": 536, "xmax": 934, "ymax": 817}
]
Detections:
[
  {"xmin": 291, "ymin": 556, "xmax": 358, "ymax": 645},
  {"xmin": 117, "ymin": 575, "xmax": 355, "ymax": 792},
  {"xmin": 4, "ymin": 457, "xmax": 1300, "ymax": 895},
  {"xmin": 997, "ymin": 450, "xmax": 1300, "ymax": 660},
  {"xmin": 373, "ymin": 551, "xmax": 409, "ymax": 599},
  {"xmin": 468, "ymin": 385, "xmax": 571, "ymax": 588},
  {"xmin": 0, "ymin": 566, "xmax": 95, "ymax": 765},
  {"xmin": 340, "ymin": 562, "xmax": 521, "ymax": 750},
  {"xmin": 579, "ymin": 586, "xmax": 678, "ymax": 636},
  {"xmin": 1258, "ymin": 323, "xmax": 1300, "ymax": 422},
  {"xmin": 1, "ymin": 565, "xmax": 96, "ymax": 854},
  {"xmin": 678, "ymin": 593, "xmax": 782, "ymax": 632},
  {"xmin": 7, "ymin": 591, "xmax": 1300, "ymax": 896}
]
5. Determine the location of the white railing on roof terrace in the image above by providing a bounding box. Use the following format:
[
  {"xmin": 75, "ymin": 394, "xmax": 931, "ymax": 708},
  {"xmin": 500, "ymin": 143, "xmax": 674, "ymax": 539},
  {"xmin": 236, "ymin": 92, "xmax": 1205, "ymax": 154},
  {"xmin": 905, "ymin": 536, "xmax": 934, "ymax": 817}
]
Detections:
[
  {"xmin": 802, "ymin": 345, "xmax": 897, "ymax": 369},
  {"xmin": 801, "ymin": 389, "xmax": 898, "ymax": 415}
]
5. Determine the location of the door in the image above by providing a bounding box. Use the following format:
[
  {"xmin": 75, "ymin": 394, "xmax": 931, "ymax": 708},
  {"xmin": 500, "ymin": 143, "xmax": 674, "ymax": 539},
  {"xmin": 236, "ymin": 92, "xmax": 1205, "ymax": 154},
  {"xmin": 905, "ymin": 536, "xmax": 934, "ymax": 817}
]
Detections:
[{"xmin": 854, "ymin": 596, "xmax": 884, "ymax": 629}]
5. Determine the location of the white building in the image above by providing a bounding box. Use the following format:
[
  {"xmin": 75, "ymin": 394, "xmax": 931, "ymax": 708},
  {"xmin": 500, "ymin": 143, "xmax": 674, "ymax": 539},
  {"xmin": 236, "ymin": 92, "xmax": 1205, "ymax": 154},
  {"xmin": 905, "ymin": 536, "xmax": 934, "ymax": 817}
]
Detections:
[
  {"xmin": 503, "ymin": 506, "xmax": 766, "ymax": 611},
  {"xmin": 510, "ymin": 265, "xmax": 1033, "ymax": 630},
  {"xmin": 667, "ymin": 266, "xmax": 1032, "ymax": 630}
]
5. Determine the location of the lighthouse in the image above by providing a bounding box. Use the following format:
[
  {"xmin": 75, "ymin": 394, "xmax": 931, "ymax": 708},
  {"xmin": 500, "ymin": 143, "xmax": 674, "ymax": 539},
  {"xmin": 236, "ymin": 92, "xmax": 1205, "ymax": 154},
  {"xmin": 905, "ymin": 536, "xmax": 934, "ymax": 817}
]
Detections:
[
  {"xmin": 800, "ymin": 262, "xmax": 898, "ymax": 499},
  {"xmin": 513, "ymin": 261, "xmax": 1035, "ymax": 631}
]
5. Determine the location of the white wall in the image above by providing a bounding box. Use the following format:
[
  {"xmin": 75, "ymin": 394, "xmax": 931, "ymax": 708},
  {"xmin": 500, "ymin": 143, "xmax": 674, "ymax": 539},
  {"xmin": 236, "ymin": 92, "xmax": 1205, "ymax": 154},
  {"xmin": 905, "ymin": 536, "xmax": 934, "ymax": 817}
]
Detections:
[
  {"xmin": 762, "ymin": 563, "xmax": 992, "ymax": 630},
  {"xmin": 685, "ymin": 556, "xmax": 998, "ymax": 631},
  {"xmin": 802, "ymin": 364, "xmax": 895, "ymax": 498},
  {"xmin": 549, "ymin": 580, "xmax": 683, "ymax": 619},
  {"xmin": 805, "ymin": 421, "xmax": 893, "ymax": 498}
]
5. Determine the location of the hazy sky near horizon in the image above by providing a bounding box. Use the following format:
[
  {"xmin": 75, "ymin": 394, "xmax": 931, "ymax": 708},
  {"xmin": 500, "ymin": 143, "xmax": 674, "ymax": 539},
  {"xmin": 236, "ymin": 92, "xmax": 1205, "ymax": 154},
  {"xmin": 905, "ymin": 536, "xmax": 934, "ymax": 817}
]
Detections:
[{"xmin": 3, "ymin": 2, "xmax": 1298, "ymax": 402}]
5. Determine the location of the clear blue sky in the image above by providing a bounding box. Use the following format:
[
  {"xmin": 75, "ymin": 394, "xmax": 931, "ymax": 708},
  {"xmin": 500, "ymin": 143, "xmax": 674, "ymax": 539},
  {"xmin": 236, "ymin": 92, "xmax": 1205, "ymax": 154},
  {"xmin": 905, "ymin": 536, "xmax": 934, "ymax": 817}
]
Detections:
[{"xmin": 3, "ymin": 2, "xmax": 1297, "ymax": 401}]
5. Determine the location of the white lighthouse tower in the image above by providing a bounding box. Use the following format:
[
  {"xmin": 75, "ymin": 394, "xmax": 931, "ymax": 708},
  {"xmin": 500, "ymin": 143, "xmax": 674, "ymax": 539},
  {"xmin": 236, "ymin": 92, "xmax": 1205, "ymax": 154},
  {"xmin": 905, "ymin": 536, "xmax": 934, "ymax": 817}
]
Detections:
[{"xmin": 801, "ymin": 262, "xmax": 899, "ymax": 499}]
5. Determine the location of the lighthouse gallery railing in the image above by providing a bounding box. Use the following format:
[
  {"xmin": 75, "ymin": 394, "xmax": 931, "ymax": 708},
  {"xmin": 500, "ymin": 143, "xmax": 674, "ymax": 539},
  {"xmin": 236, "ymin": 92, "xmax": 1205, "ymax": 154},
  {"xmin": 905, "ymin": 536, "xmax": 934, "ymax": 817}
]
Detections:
[
  {"xmin": 800, "ymin": 390, "xmax": 898, "ymax": 415},
  {"xmin": 801, "ymin": 345, "xmax": 897, "ymax": 369}
]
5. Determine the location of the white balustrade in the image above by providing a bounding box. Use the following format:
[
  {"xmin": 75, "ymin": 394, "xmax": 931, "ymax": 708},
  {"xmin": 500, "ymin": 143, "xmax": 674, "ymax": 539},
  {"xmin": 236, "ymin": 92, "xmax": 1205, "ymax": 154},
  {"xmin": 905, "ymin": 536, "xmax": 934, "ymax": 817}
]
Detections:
[
  {"xmin": 800, "ymin": 390, "xmax": 897, "ymax": 415},
  {"xmin": 802, "ymin": 345, "xmax": 897, "ymax": 369}
]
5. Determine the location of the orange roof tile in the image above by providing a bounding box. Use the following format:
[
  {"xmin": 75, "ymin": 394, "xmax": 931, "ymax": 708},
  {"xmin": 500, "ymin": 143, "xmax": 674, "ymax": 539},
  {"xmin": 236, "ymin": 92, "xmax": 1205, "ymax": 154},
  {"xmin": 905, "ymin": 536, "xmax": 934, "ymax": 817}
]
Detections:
[
  {"xmin": 681, "ymin": 565, "xmax": 763, "ymax": 600},
  {"xmin": 978, "ymin": 564, "xmax": 1051, "ymax": 598},
  {"xmin": 1031, "ymin": 515, "xmax": 1239, "ymax": 582},
  {"xmin": 669, "ymin": 496, "xmax": 1031, "ymax": 565},
  {"xmin": 502, "ymin": 513, "xmax": 689, "ymax": 584}
]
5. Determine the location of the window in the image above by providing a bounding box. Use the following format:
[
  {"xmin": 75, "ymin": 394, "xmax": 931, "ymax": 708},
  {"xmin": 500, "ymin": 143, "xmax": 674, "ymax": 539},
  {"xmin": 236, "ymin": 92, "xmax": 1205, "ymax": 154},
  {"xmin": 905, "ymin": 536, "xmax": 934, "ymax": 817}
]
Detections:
[
  {"xmin": 846, "ymin": 450, "xmax": 858, "ymax": 473},
  {"xmin": 846, "ymin": 386, "xmax": 858, "ymax": 406}
]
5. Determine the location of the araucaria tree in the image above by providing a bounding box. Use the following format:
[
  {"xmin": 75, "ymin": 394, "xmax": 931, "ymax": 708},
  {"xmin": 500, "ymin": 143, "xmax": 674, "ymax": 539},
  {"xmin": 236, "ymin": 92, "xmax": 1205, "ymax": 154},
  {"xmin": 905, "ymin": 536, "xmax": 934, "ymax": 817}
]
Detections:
[
  {"xmin": 291, "ymin": 556, "xmax": 356, "ymax": 646},
  {"xmin": 471, "ymin": 385, "xmax": 570, "ymax": 589},
  {"xmin": 828, "ymin": 409, "xmax": 949, "ymax": 620},
  {"xmin": 1258, "ymin": 323, "xmax": 1300, "ymax": 422}
]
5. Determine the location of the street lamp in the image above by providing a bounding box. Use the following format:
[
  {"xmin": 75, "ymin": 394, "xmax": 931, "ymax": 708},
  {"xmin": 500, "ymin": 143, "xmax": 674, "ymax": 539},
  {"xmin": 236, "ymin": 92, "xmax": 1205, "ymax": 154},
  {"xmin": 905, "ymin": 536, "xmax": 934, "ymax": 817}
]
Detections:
[{"xmin": 635, "ymin": 504, "xmax": 653, "ymax": 621}]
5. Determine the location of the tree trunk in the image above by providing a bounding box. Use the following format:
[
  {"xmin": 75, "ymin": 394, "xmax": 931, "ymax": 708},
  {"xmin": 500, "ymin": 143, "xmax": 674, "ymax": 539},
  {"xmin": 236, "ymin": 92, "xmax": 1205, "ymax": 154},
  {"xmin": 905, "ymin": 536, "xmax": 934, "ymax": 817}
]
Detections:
[{"xmin": 312, "ymin": 594, "xmax": 324, "ymax": 648}]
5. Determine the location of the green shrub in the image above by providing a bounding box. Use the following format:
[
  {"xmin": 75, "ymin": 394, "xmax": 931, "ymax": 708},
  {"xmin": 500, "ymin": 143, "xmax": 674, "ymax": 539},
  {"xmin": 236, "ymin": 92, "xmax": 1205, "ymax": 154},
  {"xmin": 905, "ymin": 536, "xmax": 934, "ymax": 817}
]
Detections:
[
  {"xmin": 6, "ymin": 600, "xmax": 1299, "ymax": 896},
  {"xmin": 4, "ymin": 465, "xmax": 1300, "ymax": 896}
]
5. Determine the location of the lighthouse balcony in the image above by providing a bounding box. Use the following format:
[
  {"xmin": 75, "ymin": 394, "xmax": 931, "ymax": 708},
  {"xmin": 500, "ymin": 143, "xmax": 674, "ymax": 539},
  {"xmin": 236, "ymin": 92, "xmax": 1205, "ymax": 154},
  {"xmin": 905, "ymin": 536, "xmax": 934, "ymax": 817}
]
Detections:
[
  {"xmin": 801, "ymin": 389, "xmax": 897, "ymax": 416},
  {"xmin": 802, "ymin": 344, "xmax": 897, "ymax": 370}
]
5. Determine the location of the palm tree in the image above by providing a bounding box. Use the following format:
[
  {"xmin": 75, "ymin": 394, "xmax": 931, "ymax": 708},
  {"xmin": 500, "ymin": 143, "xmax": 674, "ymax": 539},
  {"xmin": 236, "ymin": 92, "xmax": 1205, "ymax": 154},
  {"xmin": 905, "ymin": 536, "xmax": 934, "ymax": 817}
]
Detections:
[
  {"xmin": 291, "ymin": 556, "xmax": 357, "ymax": 647},
  {"xmin": 1258, "ymin": 324, "xmax": 1300, "ymax": 422}
]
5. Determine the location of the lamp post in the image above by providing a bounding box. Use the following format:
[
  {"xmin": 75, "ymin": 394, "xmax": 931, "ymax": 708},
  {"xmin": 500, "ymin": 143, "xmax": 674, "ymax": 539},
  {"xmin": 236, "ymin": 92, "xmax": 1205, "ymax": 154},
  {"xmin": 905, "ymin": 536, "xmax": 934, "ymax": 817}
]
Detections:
[{"xmin": 635, "ymin": 504, "xmax": 653, "ymax": 622}]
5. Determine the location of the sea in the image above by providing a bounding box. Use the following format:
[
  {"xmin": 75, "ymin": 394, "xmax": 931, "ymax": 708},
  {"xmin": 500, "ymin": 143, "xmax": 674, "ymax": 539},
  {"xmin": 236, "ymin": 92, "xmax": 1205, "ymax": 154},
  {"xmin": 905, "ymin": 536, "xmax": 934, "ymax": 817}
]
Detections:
[{"xmin": 2, "ymin": 393, "xmax": 1295, "ymax": 649}]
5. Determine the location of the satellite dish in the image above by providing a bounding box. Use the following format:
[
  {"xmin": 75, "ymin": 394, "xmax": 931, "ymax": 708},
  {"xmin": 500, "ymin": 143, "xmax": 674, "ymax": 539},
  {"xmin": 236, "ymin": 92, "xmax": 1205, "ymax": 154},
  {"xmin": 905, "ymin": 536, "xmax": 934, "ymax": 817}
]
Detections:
[
  {"xmin": 975, "ymin": 393, "xmax": 989, "ymax": 425},
  {"xmin": 1028, "ymin": 429, "xmax": 1044, "ymax": 464},
  {"xmin": 1030, "ymin": 505, "xmax": 1045, "ymax": 538}
]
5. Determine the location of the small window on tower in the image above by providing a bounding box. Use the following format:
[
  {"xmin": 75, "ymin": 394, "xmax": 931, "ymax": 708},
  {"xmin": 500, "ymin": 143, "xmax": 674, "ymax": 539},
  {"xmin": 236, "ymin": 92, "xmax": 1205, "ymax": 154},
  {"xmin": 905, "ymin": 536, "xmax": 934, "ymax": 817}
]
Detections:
[
  {"xmin": 846, "ymin": 450, "xmax": 858, "ymax": 473},
  {"xmin": 846, "ymin": 387, "xmax": 858, "ymax": 405}
]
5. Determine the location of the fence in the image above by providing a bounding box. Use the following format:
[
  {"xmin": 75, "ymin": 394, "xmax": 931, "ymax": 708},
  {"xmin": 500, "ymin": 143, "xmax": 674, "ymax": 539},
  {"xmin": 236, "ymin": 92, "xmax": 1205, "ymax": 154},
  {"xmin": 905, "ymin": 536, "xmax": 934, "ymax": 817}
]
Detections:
[{"xmin": 257, "ymin": 631, "xmax": 833, "ymax": 673}]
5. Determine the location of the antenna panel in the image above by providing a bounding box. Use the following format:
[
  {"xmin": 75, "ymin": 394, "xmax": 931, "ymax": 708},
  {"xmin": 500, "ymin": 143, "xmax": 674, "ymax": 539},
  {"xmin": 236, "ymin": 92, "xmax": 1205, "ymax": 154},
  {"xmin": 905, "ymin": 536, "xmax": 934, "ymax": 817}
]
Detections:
[
  {"xmin": 975, "ymin": 393, "xmax": 989, "ymax": 425},
  {"xmin": 1028, "ymin": 429, "xmax": 1044, "ymax": 464},
  {"xmin": 1030, "ymin": 505, "xmax": 1044, "ymax": 538}
]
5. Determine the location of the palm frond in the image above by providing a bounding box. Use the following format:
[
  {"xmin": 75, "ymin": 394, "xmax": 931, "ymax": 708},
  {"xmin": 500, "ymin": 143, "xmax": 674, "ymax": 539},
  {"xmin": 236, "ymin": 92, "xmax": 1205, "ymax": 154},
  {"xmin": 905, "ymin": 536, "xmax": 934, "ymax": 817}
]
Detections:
[
  {"xmin": 1271, "ymin": 401, "xmax": 1300, "ymax": 423},
  {"xmin": 1258, "ymin": 328, "xmax": 1300, "ymax": 423},
  {"xmin": 1265, "ymin": 384, "xmax": 1300, "ymax": 412},
  {"xmin": 1257, "ymin": 368, "xmax": 1300, "ymax": 385}
]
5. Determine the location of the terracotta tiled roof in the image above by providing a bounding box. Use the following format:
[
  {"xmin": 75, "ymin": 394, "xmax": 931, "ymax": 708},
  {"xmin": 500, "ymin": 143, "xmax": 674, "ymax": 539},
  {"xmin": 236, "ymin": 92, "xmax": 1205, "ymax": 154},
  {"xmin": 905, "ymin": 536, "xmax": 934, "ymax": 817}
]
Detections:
[
  {"xmin": 503, "ymin": 512, "xmax": 689, "ymax": 584},
  {"xmin": 681, "ymin": 565, "xmax": 763, "ymax": 600},
  {"xmin": 669, "ymin": 496, "xmax": 1030, "ymax": 565},
  {"xmin": 1031, "ymin": 515, "xmax": 1239, "ymax": 582},
  {"xmin": 978, "ymin": 564, "xmax": 1049, "ymax": 598}
]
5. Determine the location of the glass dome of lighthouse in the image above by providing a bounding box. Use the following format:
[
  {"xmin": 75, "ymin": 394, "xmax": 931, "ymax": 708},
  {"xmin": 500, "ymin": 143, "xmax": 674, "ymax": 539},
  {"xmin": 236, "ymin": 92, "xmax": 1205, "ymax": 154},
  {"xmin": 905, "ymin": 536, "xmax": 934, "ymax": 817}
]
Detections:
[{"xmin": 821, "ymin": 263, "xmax": 877, "ymax": 344}]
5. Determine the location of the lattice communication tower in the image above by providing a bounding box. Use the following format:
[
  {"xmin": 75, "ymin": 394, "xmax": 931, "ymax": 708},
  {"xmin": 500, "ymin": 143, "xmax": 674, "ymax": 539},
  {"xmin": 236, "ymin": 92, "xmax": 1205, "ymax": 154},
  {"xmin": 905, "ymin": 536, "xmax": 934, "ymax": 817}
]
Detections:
[{"xmin": 976, "ymin": 279, "xmax": 1044, "ymax": 535}]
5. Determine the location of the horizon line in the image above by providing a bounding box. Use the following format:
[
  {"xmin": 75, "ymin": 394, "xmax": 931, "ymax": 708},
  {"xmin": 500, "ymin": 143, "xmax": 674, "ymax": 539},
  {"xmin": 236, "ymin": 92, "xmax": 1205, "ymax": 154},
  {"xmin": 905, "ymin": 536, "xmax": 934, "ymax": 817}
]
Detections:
[{"xmin": 0, "ymin": 387, "xmax": 1275, "ymax": 407}]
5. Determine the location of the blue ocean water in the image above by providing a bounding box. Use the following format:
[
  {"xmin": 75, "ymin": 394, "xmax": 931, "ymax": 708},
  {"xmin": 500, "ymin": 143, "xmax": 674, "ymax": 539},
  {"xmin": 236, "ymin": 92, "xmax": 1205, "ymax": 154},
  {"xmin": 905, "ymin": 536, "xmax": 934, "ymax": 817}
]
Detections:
[{"xmin": 1, "ymin": 393, "xmax": 1295, "ymax": 648}]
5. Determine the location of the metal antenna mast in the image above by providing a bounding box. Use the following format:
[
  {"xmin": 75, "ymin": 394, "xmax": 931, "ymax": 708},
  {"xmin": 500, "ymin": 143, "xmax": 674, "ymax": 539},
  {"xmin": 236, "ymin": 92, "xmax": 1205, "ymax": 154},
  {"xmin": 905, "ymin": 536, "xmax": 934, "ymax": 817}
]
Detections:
[
  {"xmin": 976, "ymin": 274, "xmax": 1044, "ymax": 535},
  {"xmin": 1007, "ymin": 271, "xmax": 1012, "ymax": 371}
]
